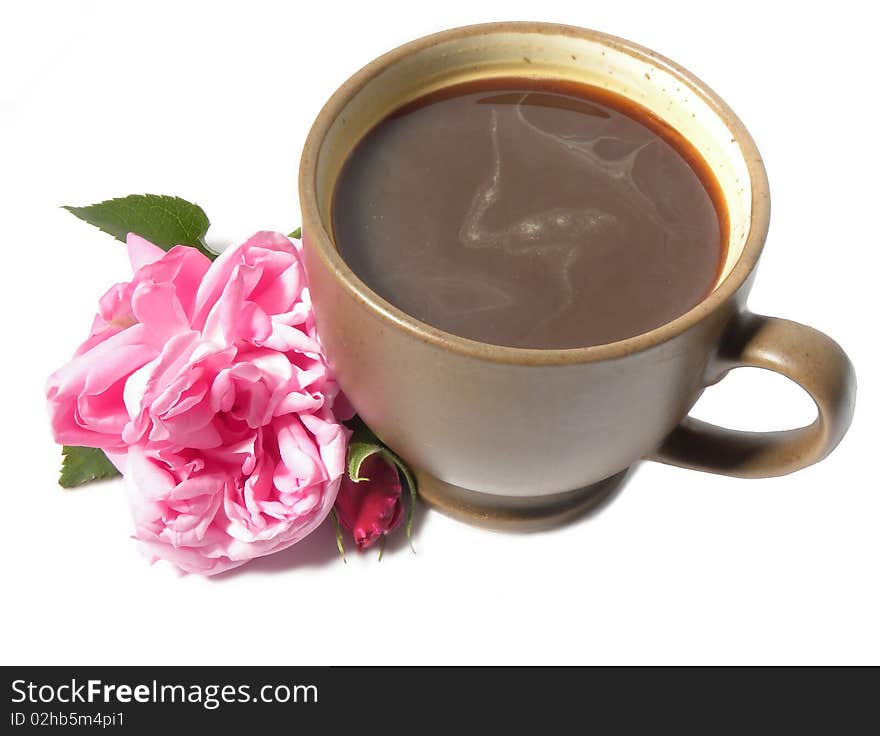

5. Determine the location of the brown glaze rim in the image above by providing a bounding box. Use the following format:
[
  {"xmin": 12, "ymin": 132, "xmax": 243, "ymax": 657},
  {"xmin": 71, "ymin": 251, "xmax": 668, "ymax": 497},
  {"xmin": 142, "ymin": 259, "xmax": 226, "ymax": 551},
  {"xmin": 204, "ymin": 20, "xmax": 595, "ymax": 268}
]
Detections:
[{"xmin": 299, "ymin": 21, "xmax": 771, "ymax": 366}]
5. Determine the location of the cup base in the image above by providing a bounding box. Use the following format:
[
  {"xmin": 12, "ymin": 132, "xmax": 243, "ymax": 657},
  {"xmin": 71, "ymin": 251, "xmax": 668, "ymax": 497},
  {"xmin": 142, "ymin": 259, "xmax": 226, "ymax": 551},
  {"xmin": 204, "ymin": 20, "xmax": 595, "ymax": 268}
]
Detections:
[{"xmin": 416, "ymin": 468, "xmax": 629, "ymax": 532}]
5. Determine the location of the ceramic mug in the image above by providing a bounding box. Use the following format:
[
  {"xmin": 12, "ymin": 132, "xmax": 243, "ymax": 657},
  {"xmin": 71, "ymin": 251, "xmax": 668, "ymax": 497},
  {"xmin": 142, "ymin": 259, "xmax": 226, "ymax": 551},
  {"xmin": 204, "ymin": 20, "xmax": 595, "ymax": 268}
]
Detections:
[{"xmin": 299, "ymin": 22, "xmax": 856, "ymax": 529}]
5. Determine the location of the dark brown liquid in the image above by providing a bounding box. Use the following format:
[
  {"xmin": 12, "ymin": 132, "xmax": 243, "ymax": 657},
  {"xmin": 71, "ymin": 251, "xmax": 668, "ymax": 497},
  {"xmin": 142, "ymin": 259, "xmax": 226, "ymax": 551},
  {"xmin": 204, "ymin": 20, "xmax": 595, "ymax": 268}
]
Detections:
[{"xmin": 332, "ymin": 78, "xmax": 727, "ymax": 349}]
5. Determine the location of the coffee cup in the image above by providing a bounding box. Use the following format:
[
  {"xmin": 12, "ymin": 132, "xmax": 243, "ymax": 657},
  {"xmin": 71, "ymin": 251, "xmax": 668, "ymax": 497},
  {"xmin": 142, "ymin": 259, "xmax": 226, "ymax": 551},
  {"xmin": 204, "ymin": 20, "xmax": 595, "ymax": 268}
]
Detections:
[{"xmin": 299, "ymin": 22, "xmax": 856, "ymax": 529}]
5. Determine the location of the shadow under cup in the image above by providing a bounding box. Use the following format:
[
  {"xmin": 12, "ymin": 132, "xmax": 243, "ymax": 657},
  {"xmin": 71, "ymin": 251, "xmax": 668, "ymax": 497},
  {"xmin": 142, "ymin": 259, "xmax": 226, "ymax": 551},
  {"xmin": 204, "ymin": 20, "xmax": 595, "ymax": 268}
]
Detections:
[{"xmin": 299, "ymin": 23, "xmax": 856, "ymax": 530}]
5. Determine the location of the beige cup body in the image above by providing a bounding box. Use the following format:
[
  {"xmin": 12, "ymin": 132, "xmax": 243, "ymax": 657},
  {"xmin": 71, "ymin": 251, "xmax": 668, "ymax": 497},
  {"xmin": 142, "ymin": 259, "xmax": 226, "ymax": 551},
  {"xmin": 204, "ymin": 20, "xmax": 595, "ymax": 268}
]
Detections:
[{"xmin": 304, "ymin": 236, "xmax": 746, "ymax": 496}]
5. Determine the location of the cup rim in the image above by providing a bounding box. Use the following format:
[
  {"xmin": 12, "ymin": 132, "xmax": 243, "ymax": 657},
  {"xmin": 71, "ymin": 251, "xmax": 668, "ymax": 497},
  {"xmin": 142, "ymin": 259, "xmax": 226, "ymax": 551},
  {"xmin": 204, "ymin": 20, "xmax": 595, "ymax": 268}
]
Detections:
[{"xmin": 299, "ymin": 21, "xmax": 770, "ymax": 366}]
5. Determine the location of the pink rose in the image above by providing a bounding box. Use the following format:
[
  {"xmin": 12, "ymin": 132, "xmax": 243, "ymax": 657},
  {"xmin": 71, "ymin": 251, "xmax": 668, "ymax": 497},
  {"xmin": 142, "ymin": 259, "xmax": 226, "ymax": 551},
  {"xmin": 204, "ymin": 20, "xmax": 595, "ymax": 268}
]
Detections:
[
  {"xmin": 334, "ymin": 454, "xmax": 403, "ymax": 549},
  {"xmin": 47, "ymin": 232, "xmax": 348, "ymax": 574},
  {"xmin": 47, "ymin": 236, "xmax": 210, "ymax": 454}
]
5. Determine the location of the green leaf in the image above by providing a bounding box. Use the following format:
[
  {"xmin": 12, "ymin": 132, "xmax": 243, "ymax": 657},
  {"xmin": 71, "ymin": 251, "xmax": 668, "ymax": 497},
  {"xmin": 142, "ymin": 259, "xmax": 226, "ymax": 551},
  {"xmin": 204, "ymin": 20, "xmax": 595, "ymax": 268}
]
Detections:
[
  {"xmin": 288, "ymin": 227, "xmax": 302, "ymax": 239},
  {"xmin": 345, "ymin": 417, "xmax": 418, "ymax": 548},
  {"xmin": 59, "ymin": 446, "xmax": 120, "ymax": 489},
  {"xmin": 64, "ymin": 194, "xmax": 214, "ymax": 258}
]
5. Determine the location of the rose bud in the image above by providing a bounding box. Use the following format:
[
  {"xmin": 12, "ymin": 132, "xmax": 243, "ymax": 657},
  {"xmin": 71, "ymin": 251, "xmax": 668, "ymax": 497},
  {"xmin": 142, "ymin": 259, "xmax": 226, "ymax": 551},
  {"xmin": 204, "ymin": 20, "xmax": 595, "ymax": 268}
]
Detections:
[{"xmin": 334, "ymin": 454, "xmax": 403, "ymax": 549}]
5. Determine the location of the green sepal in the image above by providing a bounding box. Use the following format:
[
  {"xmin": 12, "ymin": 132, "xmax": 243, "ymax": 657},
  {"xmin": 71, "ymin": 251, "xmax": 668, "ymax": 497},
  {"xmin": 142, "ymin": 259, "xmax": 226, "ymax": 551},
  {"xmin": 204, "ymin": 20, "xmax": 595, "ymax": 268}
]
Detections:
[{"xmin": 330, "ymin": 508, "xmax": 346, "ymax": 563}]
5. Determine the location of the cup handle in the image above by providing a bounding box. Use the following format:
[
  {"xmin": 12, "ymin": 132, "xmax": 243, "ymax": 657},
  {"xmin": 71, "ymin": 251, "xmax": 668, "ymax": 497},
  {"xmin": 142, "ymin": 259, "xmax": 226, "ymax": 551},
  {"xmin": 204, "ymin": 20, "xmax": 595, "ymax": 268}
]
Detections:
[{"xmin": 652, "ymin": 312, "xmax": 856, "ymax": 478}]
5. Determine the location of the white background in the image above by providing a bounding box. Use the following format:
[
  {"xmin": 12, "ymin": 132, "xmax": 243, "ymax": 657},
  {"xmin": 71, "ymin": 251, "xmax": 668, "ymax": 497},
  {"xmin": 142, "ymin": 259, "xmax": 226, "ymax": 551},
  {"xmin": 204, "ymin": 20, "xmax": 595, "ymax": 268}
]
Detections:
[{"xmin": 1, "ymin": 0, "xmax": 877, "ymax": 665}]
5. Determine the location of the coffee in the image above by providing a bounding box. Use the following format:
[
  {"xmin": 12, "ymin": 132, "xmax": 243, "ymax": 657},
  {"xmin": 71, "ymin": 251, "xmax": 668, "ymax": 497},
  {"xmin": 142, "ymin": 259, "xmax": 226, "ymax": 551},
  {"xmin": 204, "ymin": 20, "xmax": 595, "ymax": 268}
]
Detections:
[{"xmin": 331, "ymin": 77, "xmax": 727, "ymax": 349}]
